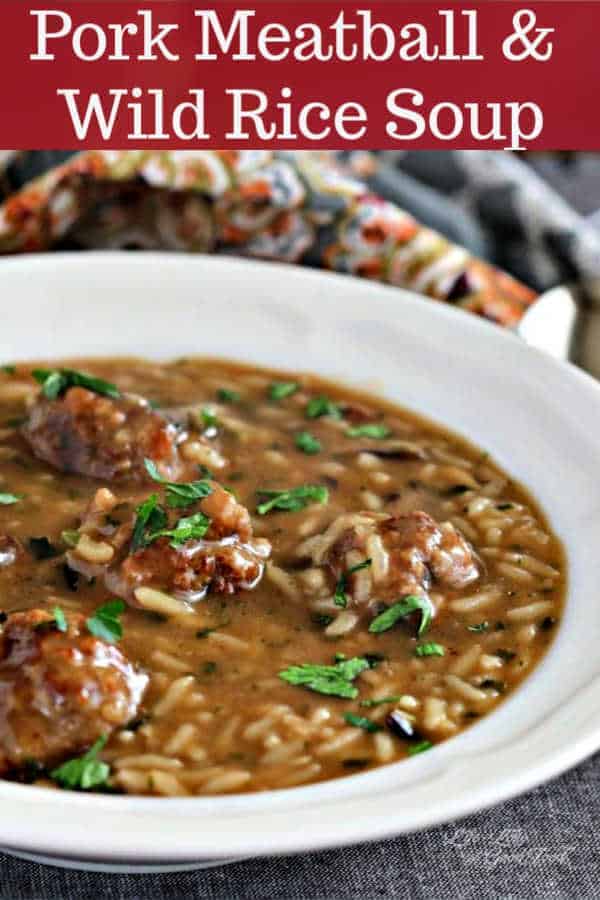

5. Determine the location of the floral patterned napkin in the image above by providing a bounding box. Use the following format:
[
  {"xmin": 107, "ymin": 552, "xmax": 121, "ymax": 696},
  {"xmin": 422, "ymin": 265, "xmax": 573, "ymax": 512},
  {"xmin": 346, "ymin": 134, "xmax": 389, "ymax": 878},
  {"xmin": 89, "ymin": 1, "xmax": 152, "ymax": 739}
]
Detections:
[
  {"xmin": 0, "ymin": 150, "xmax": 539, "ymax": 327},
  {"xmin": 3, "ymin": 149, "xmax": 599, "ymax": 328}
]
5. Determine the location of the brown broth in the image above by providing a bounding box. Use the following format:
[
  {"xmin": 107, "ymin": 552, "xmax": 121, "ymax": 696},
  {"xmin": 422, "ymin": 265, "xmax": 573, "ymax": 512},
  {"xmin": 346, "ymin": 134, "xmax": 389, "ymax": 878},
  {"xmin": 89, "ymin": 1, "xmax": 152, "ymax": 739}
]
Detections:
[{"xmin": 0, "ymin": 358, "xmax": 566, "ymax": 795}]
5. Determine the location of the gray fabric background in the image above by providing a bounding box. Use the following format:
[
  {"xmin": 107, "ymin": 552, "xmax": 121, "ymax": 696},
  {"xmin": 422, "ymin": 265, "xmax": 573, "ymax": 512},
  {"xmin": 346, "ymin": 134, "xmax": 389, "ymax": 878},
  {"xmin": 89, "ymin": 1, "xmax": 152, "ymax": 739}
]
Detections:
[
  {"xmin": 2, "ymin": 751, "xmax": 600, "ymax": 898},
  {"xmin": 1, "ymin": 152, "xmax": 599, "ymax": 898}
]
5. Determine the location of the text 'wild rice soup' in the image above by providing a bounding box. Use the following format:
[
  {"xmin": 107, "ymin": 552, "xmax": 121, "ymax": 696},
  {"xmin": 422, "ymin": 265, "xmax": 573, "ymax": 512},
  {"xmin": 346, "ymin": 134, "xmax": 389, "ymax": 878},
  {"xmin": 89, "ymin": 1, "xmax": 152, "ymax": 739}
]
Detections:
[{"xmin": 0, "ymin": 358, "xmax": 565, "ymax": 796}]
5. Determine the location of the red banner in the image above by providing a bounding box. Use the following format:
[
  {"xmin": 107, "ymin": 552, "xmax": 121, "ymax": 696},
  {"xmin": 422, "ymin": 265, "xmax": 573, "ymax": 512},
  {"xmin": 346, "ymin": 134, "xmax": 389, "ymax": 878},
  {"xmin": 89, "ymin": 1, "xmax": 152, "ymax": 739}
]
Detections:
[{"xmin": 1, "ymin": 1, "xmax": 598, "ymax": 148}]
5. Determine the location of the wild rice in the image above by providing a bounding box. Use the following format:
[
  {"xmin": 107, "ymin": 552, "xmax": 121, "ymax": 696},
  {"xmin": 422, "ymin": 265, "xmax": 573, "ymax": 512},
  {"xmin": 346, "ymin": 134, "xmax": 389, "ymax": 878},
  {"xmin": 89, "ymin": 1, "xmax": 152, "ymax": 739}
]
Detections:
[
  {"xmin": 153, "ymin": 676, "xmax": 195, "ymax": 717},
  {"xmin": 506, "ymin": 600, "xmax": 554, "ymax": 622},
  {"xmin": 201, "ymin": 770, "xmax": 252, "ymax": 794}
]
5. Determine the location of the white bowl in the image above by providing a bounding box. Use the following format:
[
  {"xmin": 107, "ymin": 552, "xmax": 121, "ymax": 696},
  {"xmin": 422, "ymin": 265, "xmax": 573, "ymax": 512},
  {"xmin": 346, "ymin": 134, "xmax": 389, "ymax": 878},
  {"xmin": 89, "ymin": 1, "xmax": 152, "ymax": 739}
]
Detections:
[{"xmin": 1, "ymin": 252, "xmax": 599, "ymax": 872}]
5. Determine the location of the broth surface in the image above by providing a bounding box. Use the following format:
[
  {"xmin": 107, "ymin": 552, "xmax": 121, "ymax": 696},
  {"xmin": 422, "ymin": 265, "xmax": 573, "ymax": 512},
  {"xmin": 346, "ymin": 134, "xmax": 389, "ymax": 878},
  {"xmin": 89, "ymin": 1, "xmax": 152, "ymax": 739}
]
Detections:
[{"xmin": 0, "ymin": 358, "xmax": 565, "ymax": 795}]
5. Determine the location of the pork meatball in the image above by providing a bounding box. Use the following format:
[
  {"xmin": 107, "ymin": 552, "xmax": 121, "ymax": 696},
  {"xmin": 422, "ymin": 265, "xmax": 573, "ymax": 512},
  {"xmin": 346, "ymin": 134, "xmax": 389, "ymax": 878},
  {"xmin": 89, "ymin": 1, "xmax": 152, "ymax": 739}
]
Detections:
[
  {"xmin": 301, "ymin": 509, "xmax": 479, "ymax": 615},
  {"xmin": 22, "ymin": 386, "xmax": 193, "ymax": 482},
  {"xmin": 67, "ymin": 482, "xmax": 271, "ymax": 604},
  {"xmin": 0, "ymin": 609, "xmax": 148, "ymax": 774}
]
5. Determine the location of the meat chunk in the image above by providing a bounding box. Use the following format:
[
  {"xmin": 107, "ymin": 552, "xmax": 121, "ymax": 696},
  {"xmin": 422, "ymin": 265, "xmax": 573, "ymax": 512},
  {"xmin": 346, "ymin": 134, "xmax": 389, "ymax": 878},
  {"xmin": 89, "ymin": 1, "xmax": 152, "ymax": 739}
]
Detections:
[
  {"xmin": 301, "ymin": 510, "xmax": 479, "ymax": 614},
  {"xmin": 67, "ymin": 482, "xmax": 271, "ymax": 605},
  {"xmin": 0, "ymin": 609, "xmax": 148, "ymax": 774},
  {"xmin": 378, "ymin": 511, "xmax": 480, "ymax": 593},
  {"xmin": 21, "ymin": 386, "xmax": 201, "ymax": 482}
]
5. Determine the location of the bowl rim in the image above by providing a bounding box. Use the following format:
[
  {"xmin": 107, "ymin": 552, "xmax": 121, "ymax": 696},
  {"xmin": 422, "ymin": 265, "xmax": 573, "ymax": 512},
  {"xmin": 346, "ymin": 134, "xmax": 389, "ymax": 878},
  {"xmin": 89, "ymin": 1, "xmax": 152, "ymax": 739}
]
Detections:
[{"xmin": 1, "ymin": 251, "xmax": 599, "ymax": 865}]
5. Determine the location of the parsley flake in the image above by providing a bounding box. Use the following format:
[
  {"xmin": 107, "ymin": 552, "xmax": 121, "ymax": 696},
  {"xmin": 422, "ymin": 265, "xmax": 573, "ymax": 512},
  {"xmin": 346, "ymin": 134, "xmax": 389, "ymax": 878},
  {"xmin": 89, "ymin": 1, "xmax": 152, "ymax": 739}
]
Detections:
[
  {"xmin": 0, "ymin": 493, "xmax": 23, "ymax": 505},
  {"xmin": 200, "ymin": 408, "xmax": 218, "ymax": 432},
  {"xmin": 369, "ymin": 595, "xmax": 433, "ymax": 637},
  {"xmin": 360, "ymin": 695, "xmax": 403, "ymax": 708},
  {"xmin": 216, "ymin": 388, "xmax": 240, "ymax": 403},
  {"xmin": 131, "ymin": 493, "xmax": 168, "ymax": 552},
  {"xmin": 294, "ymin": 431, "xmax": 322, "ymax": 455},
  {"xmin": 269, "ymin": 381, "xmax": 299, "ymax": 401},
  {"xmin": 407, "ymin": 740, "xmax": 433, "ymax": 756},
  {"xmin": 334, "ymin": 558, "xmax": 372, "ymax": 608},
  {"xmin": 61, "ymin": 529, "xmax": 81, "ymax": 548},
  {"xmin": 415, "ymin": 642, "xmax": 445, "ymax": 658},
  {"xmin": 306, "ymin": 396, "xmax": 343, "ymax": 420},
  {"xmin": 32, "ymin": 368, "xmax": 120, "ymax": 401},
  {"xmin": 50, "ymin": 735, "xmax": 110, "ymax": 790},
  {"xmin": 279, "ymin": 656, "xmax": 369, "ymax": 699},
  {"xmin": 52, "ymin": 607, "xmax": 68, "ymax": 633},
  {"xmin": 86, "ymin": 600, "xmax": 125, "ymax": 644},
  {"xmin": 345, "ymin": 424, "xmax": 391, "ymax": 439},
  {"xmin": 256, "ymin": 484, "xmax": 328, "ymax": 515},
  {"xmin": 144, "ymin": 458, "xmax": 212, "ymax": 509},
  {"xmin": 149, "ymin": 511, "xmax": 211, "ymax": 548},
  {"xmin": 343, "ymin": 712, "xmax": 382, "ymax": 733}
]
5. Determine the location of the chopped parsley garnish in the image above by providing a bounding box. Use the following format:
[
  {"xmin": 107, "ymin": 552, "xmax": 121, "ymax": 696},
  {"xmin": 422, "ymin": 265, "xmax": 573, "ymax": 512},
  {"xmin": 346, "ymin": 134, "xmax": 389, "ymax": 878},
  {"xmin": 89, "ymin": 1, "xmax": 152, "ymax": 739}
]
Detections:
[
  {"xmin": 407, "ymin": 740, "xmax": 433, "ymax": 756},
  {"xmin": 133, "ymin": 479, "xmax": 212, "ymax": 551},
  {"xmin": 467, "ymin": 621, "xmax": 489, "ymax": 633},
  {"xmin": 200, "ymin": 408, "xmax": 218, "ymax": 431},
  {"xmin": 269, "ymin": 381, "xmax": 299, "ymax": 401},
  {"xmin": 369, "ymin": 595, "xmax": 433, "ymax": 637},
  {"xmin": 306, "ymin": 395, "xmax": 343, "ymax": 420},
  {"xmin": 149, "ymin": 511, "xmax": 211, "ymax": 548},
  {"xmin": 415, "ymin": 642, "xmax": 445, "ymax": 658},
  {"xmin": 32, "ymin": 368, "xmax": 120, "ymax": 401},
  {"xmin": 256, "ymin": 484, "xmax": 328, "ymax": 515},
  {"xmin": 0, "ymin": 492, "xmax": 23, "ymax": 505},
  {"xmin": 144, "ymin": 458, "xmax": 212, "ymax": 509},
  {"xmin": 216, "ymin": 388, "xmax": 240, "ymax": 403},
  {"xmin": 50, "ymin": 735, "xmax": 110, "ymax": 790},
  {"xmin": 86, "ymin": 600, "xmax": 125, "ymax": 644},
  {"xmin": 61, "ymin": 529, "xmax": 81, "ymax": 548},
  {"xmin": 28, "ymin": 536, "xmax": 59, "ymax": 560},
  {"xmin": 35, "ymin": 608, "xmax": 69, "ymax": 635},
  {"xmin": 360, "ymin": 695, "xmax": 403, "ymax": 708},
  {"xmin": 295, "ymin": 431, "xmax": 322, "ymax": 455},
  {"xmin": 131, "ymin": 493, "xmax": 168, "ymax": 552},
  {"xmin": 279, "ymin": 656, "xmax": 370, "ymax": 699},
  {"xmin": 1, "ymin": 365, "xmax": 15, "ymax": 375},
  {"xmin": 52, "ymin": 607, "xmax": 68, "ymax": 633},
  {"xmin": 334, "ymin": 558, "xmax": 372, "ymax": 608},
  {"xmin": 343, "ymin": 712, "xmax": 382, "ymax": 733},
  {"xmin": 345, "ymin": 424, "xmax": 391, "ymax": 439}
]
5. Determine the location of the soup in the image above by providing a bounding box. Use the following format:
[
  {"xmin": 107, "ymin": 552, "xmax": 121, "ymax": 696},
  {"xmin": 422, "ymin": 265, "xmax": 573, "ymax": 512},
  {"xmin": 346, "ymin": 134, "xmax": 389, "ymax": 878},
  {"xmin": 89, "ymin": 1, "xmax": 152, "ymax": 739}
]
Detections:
[{"xmin": 0, "ymin": 358, "xmax": 565, "ymax": 796}]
